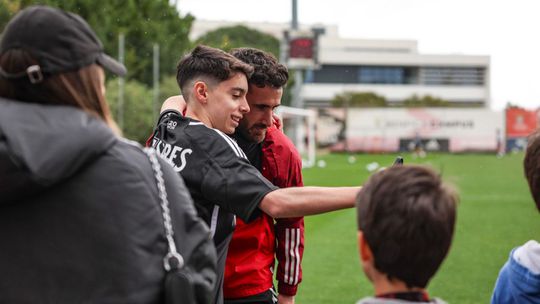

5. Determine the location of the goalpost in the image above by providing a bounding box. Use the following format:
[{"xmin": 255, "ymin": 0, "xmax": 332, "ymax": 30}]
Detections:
[{"xmin": 275, "ymin": 106, "xmax": 317, "ymax": 168}]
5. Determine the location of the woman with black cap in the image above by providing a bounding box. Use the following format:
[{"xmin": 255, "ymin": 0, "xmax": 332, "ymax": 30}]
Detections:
[{"xmin": 0, "ymin": 5, "xmax": 216, "ymax": 303}]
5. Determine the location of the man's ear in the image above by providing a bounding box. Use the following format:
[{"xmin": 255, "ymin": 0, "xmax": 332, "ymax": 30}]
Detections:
[
  {"xmin": 193, "ymin": 81, "xmax": 208, "ymax": 104},
  {"xmin": 358, "ymin": 231, "xmax": 373, "ymax": 262}
]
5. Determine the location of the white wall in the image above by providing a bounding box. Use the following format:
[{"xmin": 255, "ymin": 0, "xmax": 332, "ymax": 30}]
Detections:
[{"xmin": 344, "ymin": 108, "xmax": 504, "ymax": 152}]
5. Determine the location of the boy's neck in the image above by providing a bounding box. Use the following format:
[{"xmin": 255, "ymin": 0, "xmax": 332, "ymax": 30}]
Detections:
[
  {"xmin": 372, "ymin": 274, "xmax": 425, "ymax": 296},
  {"xmin": 185, "ymin": 107, "xmax": 211, "ymax": 128}
]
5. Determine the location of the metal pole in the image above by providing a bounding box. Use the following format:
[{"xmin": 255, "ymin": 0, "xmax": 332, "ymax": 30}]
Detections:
[
  {"xmin": 153, "ymin": 44, "xmax": 160, "ymax": 124},
  {"xmin": 292, "ymin": 0, "xmax": 298, "ymax": 30},
  {"xmin": 343, "ymin": 94, "xmax": 350, "ymax": 152},
  {"xmin": 292, "ymin": 71, "xmax": 305, "ymax": 153},
  {"xmin": 118, "ymin": 33, "xmax": 125, "ymax": 131},
  {"xmin": 290, "ymin": 0, "xmax": 305, "ymax": 153}
]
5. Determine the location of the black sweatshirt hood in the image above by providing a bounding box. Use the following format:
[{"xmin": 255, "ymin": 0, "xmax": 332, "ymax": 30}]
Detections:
[{"xmin": 0, "ymin": 98, "xmax": 116, "ymax": 202}]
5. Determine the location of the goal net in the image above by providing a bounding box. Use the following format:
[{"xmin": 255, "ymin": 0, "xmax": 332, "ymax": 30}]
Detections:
[{"xmin": 275, "ymin": 106, "xmax": 317, "ymax": 168}]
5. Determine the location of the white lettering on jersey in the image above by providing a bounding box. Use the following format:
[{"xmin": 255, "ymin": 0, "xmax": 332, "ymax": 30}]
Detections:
[
  {"xmin": 167, "ymin": 120, "xmax": 177, "ymax": 130},
  {"xmin": 151, "ymin": 137, "xmax": 192, "ymax": 172}
]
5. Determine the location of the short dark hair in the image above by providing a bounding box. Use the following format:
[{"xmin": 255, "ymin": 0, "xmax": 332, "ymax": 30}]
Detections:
[
  {"xmin": 356, "ymin": 165, "xmax": 458, "ymax": 288},
  {"xmin": 176, "ymin": 45, "xmax": 254, "ymax": 98},
  {"xmin": 524, "ymin": 130, "xmax": 540, "ymax": 212},
  {"xmin": 230, "ymin": 48, "xmax": 288, "ymax": 88}
]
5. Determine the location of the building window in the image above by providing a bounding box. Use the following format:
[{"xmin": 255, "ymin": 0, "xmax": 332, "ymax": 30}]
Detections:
[
  {"xmin": 421, "ymin": 67, "xmax": 485, "ymax": 86},
  {"xmin": 310, "ymin": 65, "xmax": 359, "ymax": 84},
  {"xmin": 308, "ymin": 65, "xmax": 486, "ymax": 86},
  {"xmin": 358, "ymin": 67, "xmax": 406, "ymax": 84}
]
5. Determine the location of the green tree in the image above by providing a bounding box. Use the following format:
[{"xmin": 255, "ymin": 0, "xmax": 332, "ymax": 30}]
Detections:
[
  {"xmin": 106, "ymin": 79, "xmax": 153, "ymax": 144},
  {"xmin": 0, "ymin": 0, "xmax": 193, "ymax": 86},
  {"xmin": 331, "ymin": 92, "xmax": 387, "ymax": 107},
  {"xmin": 159, "ymin": 75, "xmax": 182, "ymax": 104},
  {"xmin": 403, "ymin": 94, "xmax": 450, "ymax": 107},
  {"xmin": 196, "ymin": 25, "xmax": 280, "ymax": 59},
  {"xmin": 0, "ymin": 0, "xmax": 24, "ymax": 33}
]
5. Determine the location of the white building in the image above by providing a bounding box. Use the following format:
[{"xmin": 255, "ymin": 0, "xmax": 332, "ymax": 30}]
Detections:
[{"xmin": 192, "ymin": 20, "xmax": 491, "ymax": 108}]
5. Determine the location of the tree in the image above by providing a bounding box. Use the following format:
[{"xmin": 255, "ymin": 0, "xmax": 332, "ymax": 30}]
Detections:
[
  {"xmin": 0, "ymin": 0, "xmax": 23, "ymax": 33},
  {"xmin": 0, "ymin": 0, "xmax": 193, "ymax": 86},
  {"xmin": 331, "ymin": 92, "xmax": 387, "ymax": 107},
  {"xmin": 159, "ymin": 75, "xmax": 182, "ymax": 104},
  {"xmin": 196, "ymin": 25, "xmax": 280, "ymax": 59},
  {"xmin": 106, "ymin": 79, "xmax": 153, "ymax": 144},
  {"xmin": 103, "ymin": 75, "xmax": 185, "ymax": 144}
]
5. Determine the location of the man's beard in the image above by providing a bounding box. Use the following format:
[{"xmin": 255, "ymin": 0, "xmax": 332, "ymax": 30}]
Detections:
[{"xmin": 240, "ymin": 124, "xmax": 267, "ymax": 143}]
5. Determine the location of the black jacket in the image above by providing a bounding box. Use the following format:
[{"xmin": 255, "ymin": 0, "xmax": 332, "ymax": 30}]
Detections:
[{"xmin": 0, "ymin": 98, "xmax": 216, "ymax": 303}]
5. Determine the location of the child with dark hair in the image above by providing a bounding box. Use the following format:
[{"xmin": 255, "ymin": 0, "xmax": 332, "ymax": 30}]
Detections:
[
  {"xmin": 356, "ymin": 165, "xmax": 458, "ymax": 304},
  {"xmin": 491, "ymin": 130, "xmax": 540, "ymax": 303}
]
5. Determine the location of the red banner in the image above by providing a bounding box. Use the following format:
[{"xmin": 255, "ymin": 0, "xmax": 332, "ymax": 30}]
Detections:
[{"xmin": 506, "ymin": 108, "xmax": 538, "ymax": 138}]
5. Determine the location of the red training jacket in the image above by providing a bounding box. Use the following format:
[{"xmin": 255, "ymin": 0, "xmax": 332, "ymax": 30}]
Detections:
[{"xmin": 223, "ymin": 126, "xmax": 305, "ymax": 299}]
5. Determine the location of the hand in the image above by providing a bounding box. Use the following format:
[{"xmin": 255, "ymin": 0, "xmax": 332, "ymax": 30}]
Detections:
[
  {"xmin": 277, "ymin": 294, "xmax": 294, "ymax": 304},
  {"xmin": 161, "ymin": 95, "xmax": 187, "ymax": 114},
  {"xmin": 273, "ymin": 113, "xmax": 283, "ymax": 130}
]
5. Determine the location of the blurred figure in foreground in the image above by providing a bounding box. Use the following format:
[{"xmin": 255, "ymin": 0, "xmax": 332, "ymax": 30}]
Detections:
[
  {"xmin": 0, "ymin": 5, "xmax": 216, "ymax": 303},
  {"xmin": 356, "ymin": 165, "xmax": 458, "ymax": 304}
]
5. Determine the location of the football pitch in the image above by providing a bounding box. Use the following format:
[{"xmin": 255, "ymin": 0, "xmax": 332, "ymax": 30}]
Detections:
[{"xmin": 295, "ymin": 152, "xmax": 540, "ymax": 304}]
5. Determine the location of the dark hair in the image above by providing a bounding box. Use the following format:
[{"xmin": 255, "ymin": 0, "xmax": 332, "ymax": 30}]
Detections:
[
  {"xmin": 524, "ymin": 130, "xmax": 540, "ymax": 212},
  {"xmin": 0, "ymin": 49, "xmax": 119, "ymax": 133},
  {"xmin": 176, "ymin": 45, "xmax": 254, "ymax": 97},
  {"xmin": 230, "ymin": 48, "xmax": 288, "ymax": 88},
  {"xmin": 356, "ymin": 165, "xmax": 458, "ymax": 288}
]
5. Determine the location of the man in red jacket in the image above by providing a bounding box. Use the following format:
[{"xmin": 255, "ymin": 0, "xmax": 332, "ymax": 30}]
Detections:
[
  {"xmin": 159, "ymin": 48, "xmax": 304, "ymax": 304},
  {"xmin": 223, "ymin": 48, "xmax": 304, "ymax": 304}
]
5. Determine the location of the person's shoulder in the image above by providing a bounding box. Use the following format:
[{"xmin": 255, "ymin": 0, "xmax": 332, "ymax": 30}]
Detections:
[
  {"xmin": 512, "ymin": 239, "xmax": 540, "ymax": 274},
  {"xmin": 204, "ymin": 127, "xmax": 248, "ymax": 160},
  {"xmin": 156, "ymin": 111, "xmax": 211, "ymax": 142},
  {"xmin": 88, "ymin": 138, "xmax": 159, "ymax": 198},
  {"xmin": 158, "ymin": 109, "xmax": 188, "ymax": 126},
  {"xmin": 107, "ymin": 138, "xmax": 152, "ymax": 172},
  {"xmin": 265, "ymin": 126, "xmax": 292, "ymax": 145},
  {"xmin": 264, "ymin": 126, "xmax": 301, "ymax": 161},
  {"xmin": 355, "ymin": 297, "xmax": 447, "ymax": 304},
  {"xmin": 180, "ymin": 122, "xmax": 247, "ymax": 163}
]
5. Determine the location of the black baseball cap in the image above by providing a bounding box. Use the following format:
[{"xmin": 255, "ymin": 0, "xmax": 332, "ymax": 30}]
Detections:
[{"xmin": 0, "ymin": 5, "xmax": 126, "ymax": 78}]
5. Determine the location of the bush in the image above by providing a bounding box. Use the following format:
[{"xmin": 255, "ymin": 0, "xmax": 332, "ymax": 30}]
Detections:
[
  {"xmin": 403, "ymin": 94, "xmax": 450, "ymax": 107},
  {"xmin": 331, "ymin": 92, "xmax": 387, "ymax": 107},
  {"xmin": 106, "ymin": 79, "xmax": 154, "ymax": 144}
]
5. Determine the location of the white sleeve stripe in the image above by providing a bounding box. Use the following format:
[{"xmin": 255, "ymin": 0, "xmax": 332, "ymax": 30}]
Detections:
[
  {"xmin": 284, "ymin": 228, "xmax": 290, "ymax": 284},
  {"xmin": 209, "ymin": 205, "xmax": 220, "ymax": 239},
  {"xmin": 218, "ymin": 129, "xmax": 247, "ymax": 159},
  {"xmin": 212, "ymin": 129, "xmax": 249, "ymax": 160},
  {"xmin": 188, "ymin": 122, "xmax": 204, "ymax": 125},
  {"xmin": 212, "ymin": 129, "xmax": 241, "ymax": 157},
  {"xmin": 283, "ymin": 228, "xmax": 301, "ymax": 285},
  {"xmin": 288, "ymin": 228, "xmax": 297, "ymax": 284},
  {"xmin": 223, "ymin": 132, "xmax": 247, "ymax": 159},
  {"xmin": 293, "ymin": 228, "xmax": 301, "ymax": 285}
]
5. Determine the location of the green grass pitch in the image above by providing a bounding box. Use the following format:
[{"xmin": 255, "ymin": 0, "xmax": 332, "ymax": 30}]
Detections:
[{"xmin": 294, "ymin": 152, "xmax": 540, "ymax": 304}]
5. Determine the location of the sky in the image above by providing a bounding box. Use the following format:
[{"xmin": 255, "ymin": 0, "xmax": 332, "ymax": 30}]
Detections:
[{"xmin": 177, "ymin": 0, "xmax": 540, "ymax": 110}]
